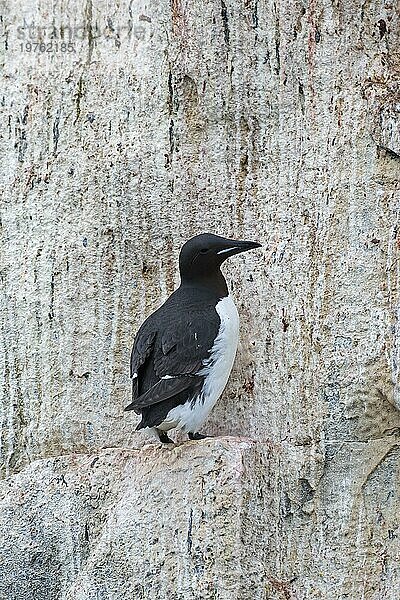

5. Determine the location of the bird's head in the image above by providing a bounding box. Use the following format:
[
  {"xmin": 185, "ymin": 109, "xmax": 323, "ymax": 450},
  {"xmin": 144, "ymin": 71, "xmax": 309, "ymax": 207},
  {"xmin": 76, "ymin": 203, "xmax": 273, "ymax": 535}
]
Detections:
[{"xmin": 178, "ymin": 233, "xmax": 261, "ymax": 292}]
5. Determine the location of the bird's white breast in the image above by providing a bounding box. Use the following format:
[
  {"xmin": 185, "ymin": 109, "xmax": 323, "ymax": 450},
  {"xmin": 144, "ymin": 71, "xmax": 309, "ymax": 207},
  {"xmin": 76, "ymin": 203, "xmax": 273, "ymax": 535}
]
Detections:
[
  {"xmin": 158, "ymin": 295, "xmax": 239, "ymax": 433},
  {"xmin": 198, "ymin": 295, "xmax": 240, "ymax": 407}
]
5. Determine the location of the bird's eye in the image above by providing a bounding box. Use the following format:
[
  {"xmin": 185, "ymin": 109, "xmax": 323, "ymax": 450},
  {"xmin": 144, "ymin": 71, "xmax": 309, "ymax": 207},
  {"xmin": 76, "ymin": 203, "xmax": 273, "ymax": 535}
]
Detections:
[{"xmin": 200, "ymin": 248, "xmax": 209, "ymax": 254}]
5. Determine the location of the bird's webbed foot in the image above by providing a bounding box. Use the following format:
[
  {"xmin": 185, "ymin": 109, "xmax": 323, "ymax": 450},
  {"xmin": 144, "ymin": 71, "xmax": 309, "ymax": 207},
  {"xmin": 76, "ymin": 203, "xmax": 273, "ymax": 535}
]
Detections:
[
  {"xmin": 188, "ymin": 432, "xmax": 210, "ymax": 441},
  {"xmin": 157, "ymin": 429, "xmax": 175, "ymax": 444}
]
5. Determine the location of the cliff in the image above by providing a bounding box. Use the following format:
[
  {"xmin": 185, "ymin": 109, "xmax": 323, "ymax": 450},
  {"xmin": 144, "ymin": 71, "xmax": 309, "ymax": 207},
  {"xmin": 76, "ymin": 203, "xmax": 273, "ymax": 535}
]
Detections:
[{"xmin": 0, "ymin": 0, "xmax": 399, "ymax": 597}]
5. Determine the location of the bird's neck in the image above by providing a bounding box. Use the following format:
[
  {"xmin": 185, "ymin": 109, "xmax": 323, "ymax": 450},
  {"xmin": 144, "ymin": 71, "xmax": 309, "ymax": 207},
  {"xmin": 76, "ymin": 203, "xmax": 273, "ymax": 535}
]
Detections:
[{"xmin": 180, "ymin": 269, "xmax": 228, "ymax": 298}]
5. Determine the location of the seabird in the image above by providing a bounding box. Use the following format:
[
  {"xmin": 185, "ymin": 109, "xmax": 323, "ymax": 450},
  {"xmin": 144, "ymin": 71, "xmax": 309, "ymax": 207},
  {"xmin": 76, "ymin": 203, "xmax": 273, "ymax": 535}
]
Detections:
[{"xmin": 125, "ymin": 233, "xmax": 261, "ymax": 443}]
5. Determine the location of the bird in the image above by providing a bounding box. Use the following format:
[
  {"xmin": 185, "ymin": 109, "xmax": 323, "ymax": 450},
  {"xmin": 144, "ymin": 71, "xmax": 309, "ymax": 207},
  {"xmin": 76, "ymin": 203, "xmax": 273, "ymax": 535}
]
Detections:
[{"xmin": 125, "ymin": 232, "xmax": 261, "ymax": 443}]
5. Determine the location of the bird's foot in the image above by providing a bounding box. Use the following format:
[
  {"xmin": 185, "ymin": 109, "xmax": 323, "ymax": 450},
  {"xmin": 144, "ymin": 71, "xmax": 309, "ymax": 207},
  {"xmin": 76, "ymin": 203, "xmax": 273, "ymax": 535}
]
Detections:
[
  {"xmin": 188, "ymin": 432, "xmax": 210, "ymax": 441},
  {"xmin": 157, "ymin": 430, "xmax": 174, "ymax": 444}
]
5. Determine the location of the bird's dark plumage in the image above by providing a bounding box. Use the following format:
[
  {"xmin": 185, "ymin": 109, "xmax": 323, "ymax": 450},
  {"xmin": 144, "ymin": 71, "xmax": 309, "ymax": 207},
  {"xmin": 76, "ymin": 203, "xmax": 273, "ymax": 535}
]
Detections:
[{"xmin": 126, "ymin": 285, "xmax": 220, "ymax": 428}]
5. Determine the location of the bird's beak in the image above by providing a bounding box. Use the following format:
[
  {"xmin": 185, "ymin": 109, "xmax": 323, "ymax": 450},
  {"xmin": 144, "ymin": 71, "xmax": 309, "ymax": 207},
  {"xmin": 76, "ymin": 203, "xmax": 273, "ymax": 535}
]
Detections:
[{"xmin": 217, "ymin": 239, "xmax": 262, "ymax": 258}]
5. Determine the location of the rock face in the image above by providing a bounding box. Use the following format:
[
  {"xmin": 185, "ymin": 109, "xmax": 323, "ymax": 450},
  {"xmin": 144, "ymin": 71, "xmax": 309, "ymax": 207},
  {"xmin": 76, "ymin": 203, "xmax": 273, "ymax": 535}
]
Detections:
[
  {"xmin": 0, "ymin": 0, "xmax": 399, "ymax": 598},
  {"xmin": 0, "ymin": 439, "xmax": 271, "ymax": 600}
]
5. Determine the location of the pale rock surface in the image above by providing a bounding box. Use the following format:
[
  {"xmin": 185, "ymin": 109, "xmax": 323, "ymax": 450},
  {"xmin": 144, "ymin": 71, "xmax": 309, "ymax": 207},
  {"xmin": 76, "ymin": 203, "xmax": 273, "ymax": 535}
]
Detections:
[
  {"xmin": 0, "ymin": 0, "xmax": 400, "ymax": 598},
  {"xmin": 0, "ymin": 438, "xmax": 271, "ymax": 600}
]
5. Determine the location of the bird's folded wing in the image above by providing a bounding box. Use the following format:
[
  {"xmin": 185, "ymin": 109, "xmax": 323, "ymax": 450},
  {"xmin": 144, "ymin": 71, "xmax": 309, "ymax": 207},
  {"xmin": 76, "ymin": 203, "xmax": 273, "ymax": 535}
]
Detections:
[
  {"xmin": 127, "ymin": 306, "xmax": 220, "ymax": 411},
  {"xmin": 130, "ymin": 330, "xmax": 156, "ymax": 378},
  {"xmin": 124, "ymin": 374, "xmax": 202, "ymax": 411},
  {"xmin": 155, "ymin": 312, "xmax": 220, "ymax": 375},
  {"xmin": 130, "ymin": 329, "xmax": 156, "ymax": 402}
]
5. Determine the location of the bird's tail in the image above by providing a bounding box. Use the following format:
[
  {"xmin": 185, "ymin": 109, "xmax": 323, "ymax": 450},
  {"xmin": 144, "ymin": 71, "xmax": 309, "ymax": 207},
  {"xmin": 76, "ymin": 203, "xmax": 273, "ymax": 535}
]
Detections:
[{"xmin": 124, "ymin": 400, "xmax": 136, "ymax": 412}]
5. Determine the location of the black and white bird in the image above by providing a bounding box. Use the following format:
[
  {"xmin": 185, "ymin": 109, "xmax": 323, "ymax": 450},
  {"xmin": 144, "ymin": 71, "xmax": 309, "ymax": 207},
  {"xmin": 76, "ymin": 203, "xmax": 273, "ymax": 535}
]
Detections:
[{"xmin": 125, "ymin": 233, "xmax": 261, "ymax": 443}]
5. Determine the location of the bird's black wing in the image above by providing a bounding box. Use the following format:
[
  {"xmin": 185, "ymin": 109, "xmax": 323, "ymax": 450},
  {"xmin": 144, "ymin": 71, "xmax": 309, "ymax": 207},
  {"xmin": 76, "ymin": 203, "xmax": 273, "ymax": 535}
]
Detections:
[
  {"xmin": 129, "ymin": 326, "xmax": 156, "ymax": 405},
  {"xmin": 128, "ymin": 375, "xmax": 200, "ymax": 409},
  {"xmin": 125, "ymin": 301, "xmax": 220, "ymax": 412}
]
